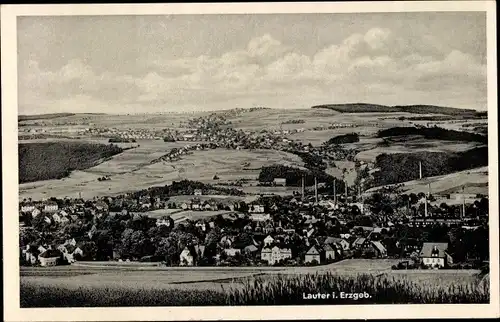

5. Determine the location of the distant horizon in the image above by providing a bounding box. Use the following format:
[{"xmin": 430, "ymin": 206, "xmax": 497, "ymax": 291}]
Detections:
[{"xmin": 18, "ymin": 102, "xmax": 487, "ymax": 117}]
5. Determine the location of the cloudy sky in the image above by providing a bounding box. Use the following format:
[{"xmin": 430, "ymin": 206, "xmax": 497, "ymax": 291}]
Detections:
[{"xmin": 18, "ymin": 12, "xmax": 487, "ymax": 115}]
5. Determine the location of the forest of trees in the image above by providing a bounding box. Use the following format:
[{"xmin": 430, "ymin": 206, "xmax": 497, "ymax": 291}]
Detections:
[
  {"xmin": 312, "ymin": 103, "xmax": 486, "ymax": 117},
  {"xmin": 19, "ymin": 142, "xmax": 124, "ymax": 183},
  {"xmin": 372, "ymin": 147, "xmax": 488, "ymax": 187},
  {"xmin": 108, "ymin": 137, "xmax": 136, "ymax": 143},
  {"xmin": 325, "ymin": 133, "xmax": 360, "ymax": 145},
  {"xmin": 258, "ymin": 164, "xmax": 334, "ymax": 187},
  {"xmin": 377, "ymin": 126, "xmax": 487, "ymax": 144}
]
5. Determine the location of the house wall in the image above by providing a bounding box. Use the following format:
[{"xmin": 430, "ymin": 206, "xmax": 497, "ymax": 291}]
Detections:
[
  {"xmin": 305, "ymin": 254, "xmax": 321, "ymax": 263},
  {"xmin": 39, "ymin": 257, "xmax": 58, "ymax": 267},
  {"xmin": 261, "ymin": 252, "xmax": 272, "ymax": 263},
  {"xmin": 325, "ymin": 251, "xmax": 336, "ymax": 260},
  {"xmin": 422, "ymin": 257, "xmax": 445, "ymax": 267},
  {"xmin": 180, "ymin": 254, "xmax": 194, "ymax": 266}
]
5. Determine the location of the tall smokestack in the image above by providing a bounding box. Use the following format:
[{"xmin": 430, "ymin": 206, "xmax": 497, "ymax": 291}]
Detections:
[
  {"xmin": 301, "ymin": 175, "xmax": 305, "ymax": 197},
  {"xmin": 333, "ymin": 179, "xmax": 337, "ymax": 204},
  {"xmin": 462, "ymin": 185, "xmax": 466, "ymax": 218},
  {"xmin": 419, "ymin": 161, "xmax": 423, "ymax": 179},
  {"xmin": 428, "ymin": 183, "xmax": 431, "ymax": 197},
  {"xmin": 344, "ymin": 180, "xmax": 348, "ymax": 202},
  {"xmin": 314, "ymin": 177, "xmax": 318, "ymax": 203},
  {"xmin": 424, "ymin": 196, "xmax": 428, "ymax": 218}
]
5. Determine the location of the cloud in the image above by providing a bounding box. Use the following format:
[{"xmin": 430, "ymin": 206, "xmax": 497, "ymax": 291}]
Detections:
[{"xmin": 18, "ymin": 29, "xmax": 487, "ymax": 114}]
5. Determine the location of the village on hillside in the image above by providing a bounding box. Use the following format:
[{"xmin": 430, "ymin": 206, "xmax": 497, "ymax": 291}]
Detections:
[{"xmin": 19, "ymin": 176, "xmax": 489, "ymax": 269}]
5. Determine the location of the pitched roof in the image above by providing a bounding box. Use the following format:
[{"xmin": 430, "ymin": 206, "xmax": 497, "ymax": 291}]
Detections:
[
  {"xmin": 420, "ymin": 242, "xmax": 448, "ymax": 258},
  {"xmin": 244, "ymin": 245, "xmax": 258, "ymax": 252},
  {"xmin": 39, "ymin": 249, "xmax": 62, "ymax": 258},
  {"xmin": 323, "ymin": 244, "xmax": 335, "ymax": 252},
  {"xmin": 306, "ymin": 246, "xmax": 320, "ymax": 255},
  {"xmin": 371, "ymin": 241, "xmax": 387, "ymax": 254},
  {"xmin": 354, "ymin": 237, "xmax": 366, "ymax": 245}
]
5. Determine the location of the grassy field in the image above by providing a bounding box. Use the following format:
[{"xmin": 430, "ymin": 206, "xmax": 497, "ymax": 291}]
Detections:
[
  {"xmin": 18, "ymin": 110, "xmax": 487, "ymax": 201},
  {"xmin": 366, "ymin": 166, "xmax": 488, "ymax": 196},
  {"xmin": 356, "ymin": 139, "xmax": 484, "ymax": 162},
  {"xmin": 19, "ymin": 145, "xmax": 304, "ymax": 200},
  {"xmin": 20, "ymin": 260, "xmax": 488, "ymax": 307}
]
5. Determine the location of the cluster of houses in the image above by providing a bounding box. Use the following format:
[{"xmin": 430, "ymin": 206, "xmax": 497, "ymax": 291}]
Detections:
[
  {"xmin": 83, "ymin": 127, "xmax": 164, "ymax": 140},
  {"xmin": 146, "ymin": 112, "xmax": 362, "ymax": 167},
  {"xmin": 21, "ymin": 238, "xmax": 85, "ymax": 267},
  {"xmin": 19, "ymin": 172, "xmax": 483, "ymax": 269}
]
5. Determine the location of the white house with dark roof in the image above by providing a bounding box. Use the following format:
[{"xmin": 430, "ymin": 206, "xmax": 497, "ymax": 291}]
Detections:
[
  {"xmin": 305, "ymin": 245, "xmax": 322, "ymax": 264},
  {"xmin": 261, "ymin": 246, "xmax": 292, "ymax": 265},
  {"xmin": 420, "ymin": 242, "xmax": 452, "ymax": 268},
  {"xmin": 263, "ymin": 235, "xmax": 275, "ymax": 246},
  {"xmin": 44, "ymin": 202, "xmax": 59, "ymax": 213}
]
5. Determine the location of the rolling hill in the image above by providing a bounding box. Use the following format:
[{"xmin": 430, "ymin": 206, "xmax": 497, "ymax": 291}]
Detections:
[{"xmin": 312, "ymin": 103, "xmax": 486, "ymax": 117}]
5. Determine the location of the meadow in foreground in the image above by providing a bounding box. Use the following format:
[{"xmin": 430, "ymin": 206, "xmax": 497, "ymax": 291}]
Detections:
[{"xmin": 20, "ymin": 272, "xmax": 489, "ymax": 307}]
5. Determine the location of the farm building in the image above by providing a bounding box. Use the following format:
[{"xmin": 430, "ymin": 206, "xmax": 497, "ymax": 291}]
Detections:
[
  {"xmin": 305, "ymin": 245, "xmax": 322, "ymax": 264},
  {"xmin": 324, "ymin": 237, "xmax": 350, "ymax": 251},
  {"xmin": 420, "ymin": 242, "xmax": 452, "ymax": 268},
  {"xmin": 250, "ymin": 213, "xmax": 271, "ymax": 222},
  {"xmin": 44, "ymin": 202, "xmax": 59, "ymax": 213},
  {"xmin": 273, "ymin": 178, "xmax": 287, "ymax": 186},
  {"xmin": 261, "ymin": 246, "xmax": 292, "ymax": 265},
  {"xmin": 244, "ymin": 245, "xmax": 259, "ymax": 254},
  {"xmin": 371, "ymin": 241, "xmax": 388, "ymax": 258},
  {"xmin": 263, "ymin": 235, "xmax": 275, "ymax": 246},
  {"xmin": 223, "ymin": 248, "xmax": 241, "ymax": 257},
  {"xmin": 20, "ymin": 203, "xmax": 35, "ymax": 213},
  {"xmin": 38, "ymin": 249, "xmax": 62, "ymax": 267},
  {"xmin": 323, "ymin": 244, "xmax": 336, "ymax": 261},
  {"xmin": 250, "ymin": 204, "xmax": 265, "ymax": 213}
]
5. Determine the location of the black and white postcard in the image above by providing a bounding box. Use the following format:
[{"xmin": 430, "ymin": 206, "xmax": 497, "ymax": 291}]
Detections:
[{"xmin": 2, "ymin": 1, "xmax": 499, "ymax": 321}]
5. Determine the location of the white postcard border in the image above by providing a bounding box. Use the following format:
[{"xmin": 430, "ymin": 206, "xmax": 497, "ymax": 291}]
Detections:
[{"xmin": 2, "ymin": 2, "xmax": 499, "ymax": 321}]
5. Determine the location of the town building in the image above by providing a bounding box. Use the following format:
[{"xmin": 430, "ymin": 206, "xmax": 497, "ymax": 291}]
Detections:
[
  {"xmin": 305, "ymin": 245, "xmax": 322, "ymax": 264},
  {"xmin": 38, "ymin": 249, "xmax": 62, "ymax": 267},
  {"xmin": 273, "ymin": 178, "xmax": 287, "ymax": 186},
  {"xmin": 261, "ymin": 246, "xmax": 292, "ymax": 265},
  {"xmin": 419, "ymin": 242, "xmax": 451, "ymax": 268}
]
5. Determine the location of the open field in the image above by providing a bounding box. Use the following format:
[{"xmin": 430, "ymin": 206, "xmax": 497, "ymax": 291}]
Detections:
[
  {"xmin": 20, "ymin": 259, "xmax": 486, "ymax": 306},
  {"xmin": 366, "ymin": 166, "xmax": 488, "ymax": 196},
  {"xmin": 19, "ymin": 112, "xmax": 197, "ymax": 130},
  {"xmin": 19, "ymin": 144, "xmax": 303, "ymax": 200},
  {"xmin": 18, "ymin": 110, "xmax": 488, "ymax": 201},
  {"xmin": 356, "ymin": 140, "xmax": 485, "ymax": 163}
]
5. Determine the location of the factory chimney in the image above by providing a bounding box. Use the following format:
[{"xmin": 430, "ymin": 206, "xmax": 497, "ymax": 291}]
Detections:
[
  {"xmin": 301, "ymin": 175, "xmax": 305, "ymax": 197},
  {"xmin": 333, "ymin": 178, "xmax": 337, "ymax": 204},
  {"xmin": 314, "ymin": 177, "xmax": 318, "ymax": 203},
  {"xmin": 419, "ymin": 161, "xmax": 423, "ymax": 179}
]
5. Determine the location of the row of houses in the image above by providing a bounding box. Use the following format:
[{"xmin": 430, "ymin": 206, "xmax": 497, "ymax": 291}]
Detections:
[{"xmin": 21, "ymin": 238, "xmax": 85, "ymax": 267}]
